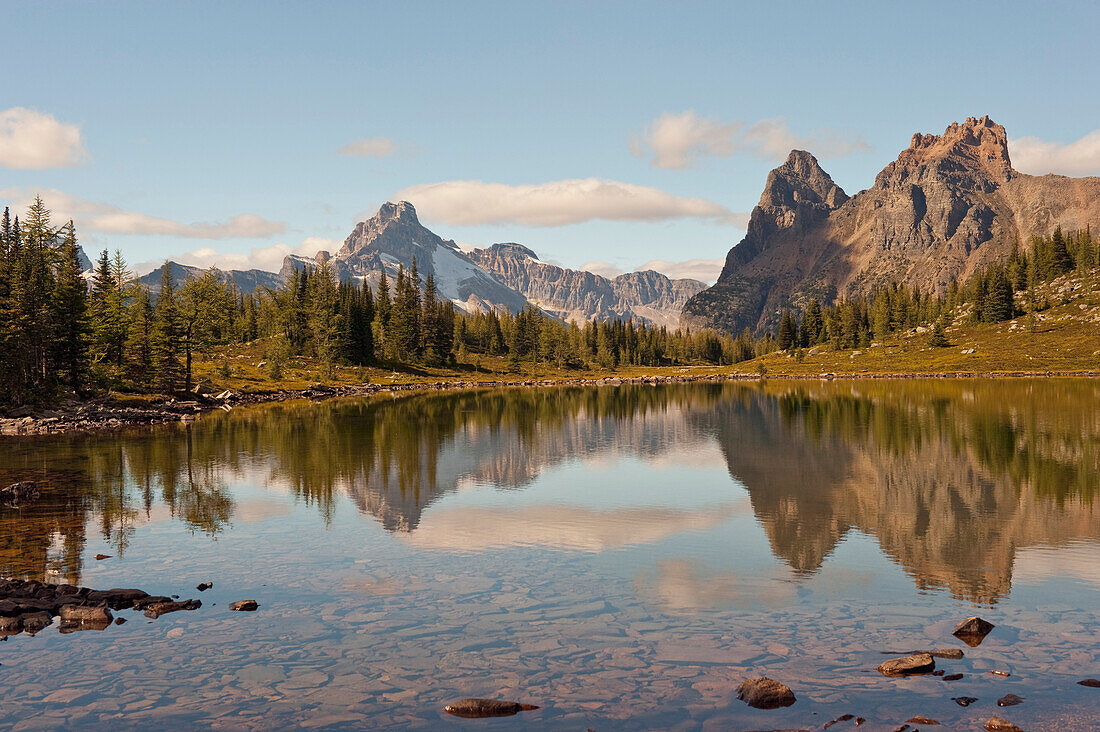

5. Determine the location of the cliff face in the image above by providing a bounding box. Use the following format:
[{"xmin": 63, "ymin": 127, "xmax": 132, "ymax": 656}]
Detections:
[
  {"xmin": 683, "ymin": 116, "xmax": 1100, "ymax": 334},
  {"xmin": 471, "ymin": 243, "xmax": 706, "ymax": 328}
]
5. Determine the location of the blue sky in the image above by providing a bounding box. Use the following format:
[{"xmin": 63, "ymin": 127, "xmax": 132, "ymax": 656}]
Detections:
[{"xmin": 4, "ymin": 0, "xmax": 1100, "ymax": 281}]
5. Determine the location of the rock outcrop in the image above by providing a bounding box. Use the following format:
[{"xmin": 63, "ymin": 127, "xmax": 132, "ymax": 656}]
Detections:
[
  {"xmin": 683, "ymin": 116, "xmax": 1100, "ymax": 333},
  {"xmin": 470, "ymin": 243, "xmax": 706, "ymax": 327}
]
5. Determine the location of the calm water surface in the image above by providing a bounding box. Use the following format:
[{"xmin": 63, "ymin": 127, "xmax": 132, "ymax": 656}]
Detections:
[{"xmin": 1, "ymin": 380, "xmax": 1099, "ymax": 730}]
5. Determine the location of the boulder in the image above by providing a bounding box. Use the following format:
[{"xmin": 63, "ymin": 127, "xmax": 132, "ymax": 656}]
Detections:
[
  {"xmin": 443, "ymin": 699, "xmax": 539, "ymax": 718},
  {"xmin": 59, "ymin": 604, "xmax": 113, "ymax": 625},
  {"xmin": 229, "ymin": 600, "xmax": 258, "ymax": 612},
  {"xmin": 20, "ymin": 611, "xmax": 53, "ymax": 635},
  {"xmin": 736, "ymin": 677, "xmax": 797, "ymax": 709},
  {"xmin": 877, "ymin": 654, "xmax": 935, "ymax": 677},
  {"xmin": 0, "ymin": 481, "xmax": 40, "ymax": 507},
  {"xmin": 952, "ymin": 616, "xmax": 995, "ymax": 646}
]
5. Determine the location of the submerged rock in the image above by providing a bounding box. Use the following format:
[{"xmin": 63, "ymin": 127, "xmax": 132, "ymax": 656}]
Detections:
[
  {"xmin": 984, "ymin": 717, "xmax": 1022, "ymax": 732},
  {"xmin": 736, "ymin": 677, "xmax": 797, "ymax": 709},
  {"xmin": 0, "ymin": 481, "xmax": 40, "ymax": 507},
  {"xmin": 953, "ymin": 696, "xmax": 979, "ymax": 707},
  {"xmin": 943, "ymin": 673, "xmax": 963, "ymax": 681},
  {"xmin": 877, "ymin": 654, "xmax": 935, "ymax": 677},
  {"xmin": 997, "ymin": 694, "xmax": 1024, "ymax": 707},
  {"xmin": 229, "ymin": 600, "xmax": 258, "ymax": 612},
  {"xmin": 20, "ymin": 611, "xmax": 52, "ymax": 635},
  {"xmin": 142, "ymin": 599, "xmax": 200, "ymax": 619},
  {"xmin": 59, "ymin": 604, "xmax": 112, "ymax": 625},
  {"xmin": 907, "ymin": 716, "xmax": 939, "ymax": 725},
  {"xmin": 1079, "ymin": 678, "xmax": 1100, "ymax": 688},
  {"xmin": 953, "ymin": 616, "xmax": 995, "ymax": 646},
  {"xmin": 94, "ymin": 554, "xmax": 111, "ymax": 561},
  {"xmin": 443, "ymin": 698, "xmax": 539, "ymax": 718},
  {"xmin": 928, "ymin": 648, "xmax": 964, "ymax": 659},
  {"xmin": 196, "ymin": 582, "xmax": 213, "ymax": 592}
]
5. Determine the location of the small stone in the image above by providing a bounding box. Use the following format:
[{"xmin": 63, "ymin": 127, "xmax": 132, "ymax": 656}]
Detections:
[
  {"xmin": 229, "ymin": 600, "xmax": 259, "ymax": 612},
  {"xmin": 953, "ymin": 696, "xmax": 978, "ymax": 707},
  {"xmin": 984, "ymin": 717, "xmax": 1022, "ymax": 732},
  {"xmin": 997, "ymin": 694, "xmax": 1024, "ymax": 707},
  {"xmin": 878, "ymin": 654, "xmax": 935, "ymax": 677},
  {"xmin": 953, "ymin": 616, "xmax": 995, "ymax": 646},
  {"xmin": 142, "ymin": 599, "xmax": 200, "ymax": 618},
  {"xmin": 196, "ymin": 582, "xmax": 213, "ymax": 592},
  {"xmin": 1079, "ymin": 678, "xmax": 1100, "ymax": 688},
  {"xmin": 932, "ymin": 669, "xmax": 945, "ymax": 676},
  {"xmin": 94, "ymin": 554, "xmax": 111, "ymax": 561},
  {"xmin": 928, "ymin": 648, "xmax": 964, "ymax": 659},
  {"xmin": 443, "ymin": 699, "xmax": 539, "ymax": 718},
  {"xmin": 907, "ymin": 717, "xmax": 939, "ymax": 725},
  {"xmin": 989, "ymin": 670, "xmax": 1010, "ymax": 677},
  {"xmin": 736, "ymin": 677, "xmax": 796, "ymax": 709},
  {"xmin": 114, "ymin": 617, "xmax": 127, "ymax": 625},
  {"xmin": 943, "ymin": 673, "xmax": 963, "ymax": 681}
]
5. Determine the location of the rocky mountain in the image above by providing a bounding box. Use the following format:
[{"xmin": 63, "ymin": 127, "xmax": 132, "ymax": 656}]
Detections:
[
  {"xmin": 682, "ymin": 116, "xmax": 1100, "ymax": 334},
  {"xmin": 470, "ymin": 243, "xmax": 706, "ymax": 328},
  {"xmin": 139, "ymin": 261, "xmax": 283, "ymax": 295},
  {"xmin": 282, "ymin": 201, "xmax": 528, "ymax": 313}
]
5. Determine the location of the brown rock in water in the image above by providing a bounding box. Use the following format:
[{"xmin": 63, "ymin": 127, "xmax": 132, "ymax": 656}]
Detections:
[
  {"xmin": 953, "ymin": 616, "xmax": 995, "ymax": 646},
  {"xmin": 1079, "ymin": 678, "xmax": 1100, "ymax": 688},
  {"xmin": 824, "ymin": 714, "xmax": 855, "ymax": 729},
  {"xmin": 59, "ymin": 604, "xmax": 112, "ymax": 625},
  {"xmin": 877, "ymin": 654, "xmax": 935, "ymax": 677},
  {"xmin": 943, "ymin": 673, "xmax": 964, "ymax": 681},
  {"xmin": 928, "ymin": 648, "xmax": 964, "ymax": 659},
  {"xmin": 94, "ymin": 554, "xmax": 111, "ymax": 561},
  {"xmin": 989, "ymin": 670, "xmax": 1011, "ymax": 677},
  {"xmin": 0, "ymin": 481, "xmax": 40, "ymax": 507},
  {"xmin": 229, "ymin": 600, "xmax": 258, "ymax": 612},
  {"xmin": 984, "ymin": 717, "xmax": 1022, "ymax": 732},
  {"xmin": 953, "ymin": 696, "xmax": 979, "ymax": 707},
  {"xmin": 196, "ymin": 582, "xmax": 213, "ymax": 592},
  {"xmin": 443, "ymin": 698, "xmax": 539, "ymax": 718},
  {"xmin": 907, "ymin": 717, "xmax": 940, "ymax": 725},
  {"xmin": 114, "ymin": 617, "xmax": 127, "ymax": 625},
  {"xmin": 20, "ymin": 611, "xmax": 52, "ymax": 635},
  {"xmin": 142, "ymin": 599, "xmax": 200, "ymax": 618},
  {"xmin": 736, "ymin": 677, "xmax": 797, "ymax": 709},
  {"xmin": 997, "ymin": 694, "xmax": 1024, "ymax": 707}
]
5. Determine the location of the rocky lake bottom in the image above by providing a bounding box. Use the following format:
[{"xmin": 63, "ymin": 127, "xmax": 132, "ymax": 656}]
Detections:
[{"xmin": 1, "ymin": 380, "xmax": 1098, "ymax": 730}]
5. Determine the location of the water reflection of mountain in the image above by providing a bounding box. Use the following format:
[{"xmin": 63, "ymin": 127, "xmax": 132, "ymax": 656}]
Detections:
[
  {"xmin": 710, "ymin": 381, "xmax": 1100, "ymax": 603},
  {"xmin": 2, "ymin": 380, "xmax": 1097, "ymax": 598}
]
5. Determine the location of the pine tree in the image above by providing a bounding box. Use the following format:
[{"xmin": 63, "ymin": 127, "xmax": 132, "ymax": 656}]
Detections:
[
  {"xmin": 777, "ymin": 309, "xmax": 796, "ymax": 350},
  {"xmin": 151, "ymin": 264, "xmax": 183, "ymax": 392},
  {"xmin": 51, "ymin": 221, "xmax": 90, "ymax": 393},
  {"xmin": 928, "ymin": 319, "xmax": 950, "ymax": 347}
]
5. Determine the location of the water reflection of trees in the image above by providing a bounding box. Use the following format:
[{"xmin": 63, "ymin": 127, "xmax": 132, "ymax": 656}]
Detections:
[{"xmin": 1, "ymin": 380, "xmax": 1097, "ymax": 599}]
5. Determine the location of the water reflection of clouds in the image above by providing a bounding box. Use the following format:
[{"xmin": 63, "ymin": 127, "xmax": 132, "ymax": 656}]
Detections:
[
  {"xmin": 1014, "ymin": 544, "xmax": 1100, "ymax": 588},
  {"xmin": 398, "ymin": 502, "xmax": 745, "ymax": 552},
  {"xmin": 635, "ymin": 558, "xmax": 797, "ymax": 611}
]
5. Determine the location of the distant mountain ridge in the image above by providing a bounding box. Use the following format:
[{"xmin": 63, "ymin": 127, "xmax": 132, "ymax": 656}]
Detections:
[
  {"xmin": 682, "ymin": 116, "xmax": 1100, "ymax": 334},
  {"xmin": 470, "ymin": 243, "xmax": 706, "ymax": 328},
  {"xmin": 138, "ymin": 261, "xmax": 282, "ymax": 295}
]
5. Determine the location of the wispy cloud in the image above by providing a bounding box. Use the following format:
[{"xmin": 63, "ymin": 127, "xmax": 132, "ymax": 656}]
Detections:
[
  {"xmin": 579, "ymin": 261, "xmax": 624, "ymax": 279},
  {"xmin": 632, "ymin": 111, "xmax": 869, "ymax": 169},
  {"xmin": 339, "ymin": 137, "xmax": 399, "ymax": 158},
  {"xmin": 637, "ymin": 258, "xmax": 725, "ymax": 283},
  {"xmin": 1010, "ymin": 130, "xmax": 1100, "ymax": 176},
  {"xmin": 135, "ymin": 236, "xmax": 340, "ymax": 275},
  {"xmin": 0, "ymin": 107, "xmax": 87, "ymax": 169},
  {"xmin": 0, "ymin": 188, "xmax": 286, "ymax": 239},
  {"xmin": 393, "ymin": 177, "xmax": 734, "ymax": 226}
]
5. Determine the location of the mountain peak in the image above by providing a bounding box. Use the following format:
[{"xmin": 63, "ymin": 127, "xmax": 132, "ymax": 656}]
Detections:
[
  {"xmin": 376, "ymin": 200, "xmax": 419, "ymax": 224},
  {"xmin": 763, "ymin": 150, "xmax": 849, "ymax": 210},
  {"xmin": 891, "ymin": 115, "xmax": 1012, "ymax": 183}
]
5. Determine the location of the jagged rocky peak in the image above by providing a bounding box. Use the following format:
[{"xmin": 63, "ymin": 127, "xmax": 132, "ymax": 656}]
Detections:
[
  {"xmin": 484, "ymin": 242, "xmax": 540, "ymax": 260},
  {"xmin": 338, "ymin": 200, "xmax": 448, "ymax": 258},
  {"xmin": 879, "ymin": 115, "xmax": 1014, "ymax": 188},
  {"xmin": 763, "ymin": 150, "xmax": 849, "ymax": 210}
]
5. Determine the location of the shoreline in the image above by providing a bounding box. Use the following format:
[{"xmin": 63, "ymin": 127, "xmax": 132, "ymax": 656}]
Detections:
[{"xmin": 2, "ymin": 369, "xmax": 1097, "ymax": 437}]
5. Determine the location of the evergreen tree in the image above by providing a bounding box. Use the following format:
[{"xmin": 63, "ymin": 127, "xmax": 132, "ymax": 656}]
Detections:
[
  {"xmin": 51, "ymin": 221, "xmax": 90, "ymax": 393},
  {"xmin": 777, "ymin": 309, "xmax": 796, "ymax": 350},
  {"xmin": 151, "ymin": 264, "xmax": 183, "ymax": 392}
]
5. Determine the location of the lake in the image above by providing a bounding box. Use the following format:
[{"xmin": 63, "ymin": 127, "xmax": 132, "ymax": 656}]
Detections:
[{"xmin": 1, "ymin": 380, "xmax": 1098, "ymax": 730}]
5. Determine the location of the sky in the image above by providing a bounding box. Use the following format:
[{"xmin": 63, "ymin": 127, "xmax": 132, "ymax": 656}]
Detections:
[{"xmin": 4, "ymin": 0, "xmax": 1100, "ymax": 282}]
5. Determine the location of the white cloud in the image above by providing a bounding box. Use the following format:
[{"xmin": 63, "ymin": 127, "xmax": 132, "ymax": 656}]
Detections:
[
  {"xmin": 136, "ymin": 236, "xmax": 340, "ymax": 275},
  {"xmin": 637, "ymin": 257, "xmax": 725, "ymax": 283},
  {"xmin": 580, "ymin": 260, "xmax": 624, "ymax": 279},
  {"xmin": 0, "ymin": 188, "xmax": 286, "ymax": 239},
  {"xmin": 339, "ymin": 137, "xmax": 398, "ymax": 158},
  {"xmin": 1010, "ymin": 131, "xmax": 1100, "ymax": 176},
  {"xmin": 0, "ymin": 107, "xmax": 87, "ymax": 169},
  {"xmin": 633, "ymin": 111, "xmax": 869, "ymax": 169},
  {"xmin": 393, "ymin": 178, "xmax": 733, "ymax": 226}
]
